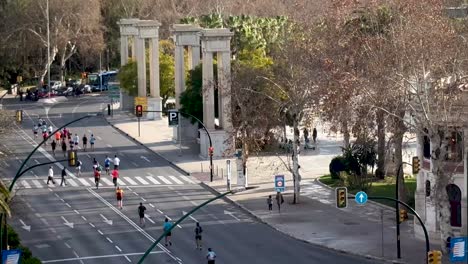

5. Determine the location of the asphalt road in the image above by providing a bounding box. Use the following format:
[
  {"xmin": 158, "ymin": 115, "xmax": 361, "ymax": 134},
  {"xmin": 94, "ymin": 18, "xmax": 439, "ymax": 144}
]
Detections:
[{"xmin": 1, "ymin": 94, "xmax": 383, "ymax": 264}]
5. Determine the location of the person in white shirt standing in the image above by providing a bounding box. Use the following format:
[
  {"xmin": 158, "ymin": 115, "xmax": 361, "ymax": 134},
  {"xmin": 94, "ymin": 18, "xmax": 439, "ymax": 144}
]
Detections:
[
  {"xmin": 113, "ymin": 155, "xmax": 120, "ymax": 170},
  {"xmin": 47, "ymin": 166, "xmax": 55, "ymax": 185}
]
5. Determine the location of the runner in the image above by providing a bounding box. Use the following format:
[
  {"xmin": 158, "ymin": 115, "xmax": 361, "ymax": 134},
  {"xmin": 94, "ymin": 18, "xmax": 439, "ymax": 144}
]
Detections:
[
  {"xmin": 51, "ymin": 140, "xmax": 57, "ymax": 156},
  {"xmin": 76, "ymin": 159, "xmax": 82, "ymax": 176},
  {"xmin": 206, "ymin": 248, "xmax": 216, "ymax": 264},
  {"xmin": 54, "ymin": 131, "xmax": 61, "ymax": 141},
  {"xmin": 112, "ymin": 155, "xmax": 120, "ymax": 170},
  {"xmin": 61, "ymin": 140, "xmax": 67, "ymax": 157},
  {"xmin": 92, "ymin": 158, "xmax": 98, "ymax": 171},
  {"xmin": 42, "ymin": 131, "xmax": 48, "ymax": 145},
  {"xmin": 163, "ymin": 218, "xmax": 173, "ymax": 246},
  {"xmin": 195, "ymin": 222, "xmax": 203, "ymax": 250},
  {"xmin": 116, "ymin": 187, "xmax": 123, "ymax": 209},
  {"xmin": 90, "ymin": 134, "xmax": 96, "ymax": 151},
  {"xmin": 60, "ymin": 167, "xmax": 67, "ymax": 186},
  {"xmin": 48, "ymin": 125, "xmax": 53, "ymax": 135},
  {"xmin": 82, "ymin": 134, "xmax": 88, "ymax": 151},
  {"xmin": 46, "ymin": 166, "xmax": 55, "ymax": 185},
  {"xmin": 69, "ymin": 137, "xmax": 74, "ymax": 150},
  {"xmin": 32, "ymin": 125, "xmax": 38, "ymax": 139},
  {"xmin": 104, "ymin": 156, "xmax": 111, "ymax": 175},
  {"xmin": 111, "ymin": 168, "xmax": 119, "ymax": 187},
  {"xmin": 73, "ymin": 134, "xmax": 79, "ymax": 148},
  {"xmin": 94, "ymin": 166, "xmax": 101, "ymax": 189},
  {"xmin": 138, "ymin": 202, "xmax": 146, "ymax": 226}
]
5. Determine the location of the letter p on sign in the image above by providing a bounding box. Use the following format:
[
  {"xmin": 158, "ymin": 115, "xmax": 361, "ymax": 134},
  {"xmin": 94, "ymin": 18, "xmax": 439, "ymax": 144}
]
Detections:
[{"xmin": 168, "ymin": 111, "xmax": 179, "ymax": 127}]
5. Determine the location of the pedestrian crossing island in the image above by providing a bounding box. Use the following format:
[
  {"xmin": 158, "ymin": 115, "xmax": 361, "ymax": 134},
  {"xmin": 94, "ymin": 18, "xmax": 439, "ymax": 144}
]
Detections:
[{"xmin": 14, "ymin": 175, "xmax": 196, "ymax": 189}]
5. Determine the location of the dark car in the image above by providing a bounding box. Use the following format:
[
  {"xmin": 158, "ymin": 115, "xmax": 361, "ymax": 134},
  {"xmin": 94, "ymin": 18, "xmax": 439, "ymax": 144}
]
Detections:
[{"xmin": 55, "ymin": 87, "xmax": 73, "ymax": 96}]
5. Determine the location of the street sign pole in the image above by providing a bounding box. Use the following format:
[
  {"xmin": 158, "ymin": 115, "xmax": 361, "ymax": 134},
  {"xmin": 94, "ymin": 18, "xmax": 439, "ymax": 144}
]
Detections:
[
  {"xmin": 138, "ymin": 117, "xmax": 140, "ymax": 137},
  {"xmin": 226, "ymin": 160, "xmax": 231, "ymax": 191}
]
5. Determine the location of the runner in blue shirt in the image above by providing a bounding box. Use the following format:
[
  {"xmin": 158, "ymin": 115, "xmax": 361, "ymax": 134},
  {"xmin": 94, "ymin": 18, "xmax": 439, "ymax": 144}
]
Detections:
[
  {"xmin": 163, "ymin": 218, "xmax": 173, "ymax": 246},
  {"xmin": 104, "ymin": 155, "xmax": 112, "ymax": 175}
]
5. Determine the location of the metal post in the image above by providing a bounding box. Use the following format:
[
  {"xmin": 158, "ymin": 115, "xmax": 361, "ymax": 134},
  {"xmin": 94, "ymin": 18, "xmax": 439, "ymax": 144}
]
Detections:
[
  {"xmin": 138, "ymin": 117, "xmax": 140, "ymax": 137},
  {"xmin": 396, "ymin": 162, "xmax": 402, "ymax": 259},
  {"xmin": 381, "ymin": 209, "xmax": 384, "ymax": 257},
  {"xmin": 178, "ymin": 123, "xmax": 182, "ymax": 156},
  {"xmin": 46, "ymin": 0, "xmax": 51, "ymax": 98},
  {"xmin": 99, "ymin": 53, "xmax": 102, "ymax": 92}
]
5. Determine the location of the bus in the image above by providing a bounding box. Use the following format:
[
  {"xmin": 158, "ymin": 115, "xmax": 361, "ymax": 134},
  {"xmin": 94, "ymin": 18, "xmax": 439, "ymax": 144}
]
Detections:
[{"xmin": 87, "ymin": 71, "xmax": 118, "ymax": 92}]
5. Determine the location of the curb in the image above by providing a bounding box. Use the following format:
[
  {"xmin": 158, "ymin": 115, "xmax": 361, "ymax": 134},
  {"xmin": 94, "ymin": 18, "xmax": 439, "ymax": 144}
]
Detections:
[
  {"xmin": 199, "ymin": 182, "xmax": 405, "ymax": 264},
  {"xmin": 103, "ymin": 116, "xmax": 190, "ymax": 176}
]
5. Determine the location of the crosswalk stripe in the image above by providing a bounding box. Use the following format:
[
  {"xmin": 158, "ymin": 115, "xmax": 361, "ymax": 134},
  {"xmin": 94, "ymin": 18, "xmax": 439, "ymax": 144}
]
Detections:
[
  {"xmin": 44, "ymin": 179, "xmax": 57, "ymax": 187},
  {"xmin": 169, "ymin": 176, "xmax": 183, "ymax": 184},
  {"xmin": 146, "ymin": 176, "xmax": 160, "ymax": 185},
  {"xmin": 67, "ymin": 179, "xmax": 79, "ymax": 187},
  {"xmin": 135, "ymin": 177, "xmax": 149, "ymax": 185},
  {"xmin": 31, "ymin": 180, "xmax": 42, "ymax": 188},
  {"xmin": 101, "ymin": 178, "xmax": 113, "ymax": 186},
  {"xmin": 157, "ymin": 176, "xmax": 172, "ymax": 184},
  {"xmin": 180, "ymin": 175, "xmax": 195, "ymax": 184},
  {"xmin": 115, "ymin": 178, "xmax": 126, "ymax": 186},
  {"xmin": 78, "ymin": 178, "xmax": 91, "ymax": 186},
  {"xmin": 21, "ymin": 180, "xmax": 31, "ymax": 189},
  {"xmin": 123, "ymin": 177, "xmax": 137, "ymax": 185}
]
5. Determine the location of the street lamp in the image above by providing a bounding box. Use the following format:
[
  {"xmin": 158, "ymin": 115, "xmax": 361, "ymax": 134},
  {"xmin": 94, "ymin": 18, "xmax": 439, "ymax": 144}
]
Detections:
[{"xmin": 46, "ymin": 0, "xmax": 51, "ymax": 98}]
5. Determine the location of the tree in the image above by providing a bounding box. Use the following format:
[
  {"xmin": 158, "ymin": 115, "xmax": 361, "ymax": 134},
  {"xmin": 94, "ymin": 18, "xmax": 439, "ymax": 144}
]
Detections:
[{"xmin": 180, "ymin": 64, "xmax": 204, "ymax": 124}]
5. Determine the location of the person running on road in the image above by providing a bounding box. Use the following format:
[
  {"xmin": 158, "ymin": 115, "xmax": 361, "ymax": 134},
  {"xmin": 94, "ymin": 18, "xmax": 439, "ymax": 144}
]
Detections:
[
  {"xmin": 76, "ymin": 159, "xmax": 82, "ymax": 176},
  {"xmin": 60, "ymin": 167, "xmax": 67, "ymax": 186},
  {"xmin": 267, "ymin": 195, "xmax": 273, "ymax": 212},
  {"xmin": 92, "ymin": 158, "xmax": 98, "ymax": 171},
  {"xmin": 195, "ymin": 222, "xmax": 203, "ymax": 250},
  {"xmin": 94, "ymin": 166, "xmax": 101, "ymax": 189},
  {"xmin": 104, "ymin": 156, "xmax": 111, "ymax": 175},
  {"xmin": 55, "ymin": 131, "xmax": 61, "ymax": 142},
  {"xmin": 206, "ymin": 248, "xmax": 216, "ymax": 264},
  {"xmin": 51, "ymin": 140, "xmax": 57, "ymax": 156},
  {"xmin": 275, "ymin": 191, "xmax": 284, "ymax": 213},
  {"xmin": 138, "ymin": 202, "xmax": 146, "ymax": 226},
  {"xmin": 163, "ymin": 218, "xmax": 173, "ymax": 246},
  {"xmin": 73, "ymin": 134, "xmax": 79, "ymax": 148},
  {"xmin": 61, "ymin": 140, "xmax": 67, "ymax": 157},
  {"xmin": 42, "ymin": 131, "xmax": 48, "ymax": 145},
  {"xmin": 116, "ymin": 187, "xmax": 123, "ymax": 209},
  {"xmin": 82, "ymin": 134, "xmax": 88, "ymax": 151},
  {"xmin": 48, "ymin": 125, "xmax": 53, "ymax": 135},
  {"xmin": 113, "ymin": 155, "xmax": 120, "ymax": 170},
  {"xmin": 38, "ymin": 118, "xmax": 43, "ymax": 127},
  {"xmin": 90, "ymin": 134, "xmax": 96, "ymax": 151},
  {"xmin": 47, "ymin": 166, "xmax": 55, "ymax": 185},
  {"xmin": 33, "ymin": 125, "xmax": 38, "ymax": 139},
  {"xmin": 69, "ymin": 136, "xmax": 74, "ymax": 150},
  {"xmin": 111, "ymin": 168, "xmax": 119, "ymax": 187}
]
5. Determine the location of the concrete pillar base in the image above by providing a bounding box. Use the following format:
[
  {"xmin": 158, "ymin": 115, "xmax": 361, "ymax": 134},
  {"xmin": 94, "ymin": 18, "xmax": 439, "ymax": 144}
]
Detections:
[
  {"xmin": 172, "ymin": 116, "xmax": 198, "ymax": 142},
  {"xmin": 199, "ymin": 129, "xmax": 234, "ymax": 158},
  {"xmin": 147, "ymin": 97, "xmax": 162, "ymax": 120}
]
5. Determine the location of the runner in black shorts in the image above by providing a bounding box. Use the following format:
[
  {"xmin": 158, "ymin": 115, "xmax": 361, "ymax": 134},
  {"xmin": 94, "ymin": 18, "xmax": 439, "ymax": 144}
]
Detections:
[{"xmin": 195, "ymin": 222, "xmax": 203, "ymax": 250}]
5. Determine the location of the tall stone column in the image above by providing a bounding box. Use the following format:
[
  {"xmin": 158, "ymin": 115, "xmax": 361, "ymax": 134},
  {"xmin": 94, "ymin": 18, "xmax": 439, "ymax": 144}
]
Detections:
[
  {"xmin": 120, "ymin": 36, "xmax": 128, "ymax": 66},
  {"xmin": 202, "ymin": 52, "xmax": 215, "ymax": 130},
  {"xmin": 174, "ymin": 45, "xmax": 185, "ymax": 109},
  {"xmin": 135, "ymin": 37, "xmax": 146, "ymax": 97},
  {"xmin": 149, "ymin": 38, "xmax": 161, "ymax": 119},
  {"xmin": 188, "ymin": 46, "xmax": 201, "ymax": 70},
  {"xmin": 218, "ymin": 51, "xmax": 231, "ymax": 131}
]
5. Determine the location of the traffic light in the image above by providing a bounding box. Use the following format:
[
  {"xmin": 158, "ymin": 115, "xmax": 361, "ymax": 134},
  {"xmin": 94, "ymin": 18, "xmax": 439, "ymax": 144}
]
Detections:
[
  {"xmin": 15, "ymin": 110, "xmax": 22, "ymax": 123},
  {"xmin": 68, "ymin": 150, "xmax": 77, "ymax": 167},
  {"xmin": 427, "ymin": 250, "xmax": 442, "ymax": 264},
  {"xmin": 412, "ymin": 156, "xmax": 420, "ymax": 174},
  {"xmin": 208, "ymin": 146, "xmax": 214, "ymax": 156},
  {"xmin": 399, "ymin": 209, "xmax": 408, "ymax": 223},
  {"xmin": 135, "ymin": 105, "xmax": 143, "ymax": 117},
  {"xmin": 335, "ymin": 187, "xmax": 347, "ymax": 209}
]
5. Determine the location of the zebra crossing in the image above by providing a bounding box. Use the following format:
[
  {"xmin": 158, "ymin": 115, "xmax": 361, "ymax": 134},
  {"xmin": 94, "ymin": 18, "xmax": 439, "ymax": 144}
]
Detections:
[{"xmin": 14, "ymin": 175, "xmax": 196, "ymax": 189}]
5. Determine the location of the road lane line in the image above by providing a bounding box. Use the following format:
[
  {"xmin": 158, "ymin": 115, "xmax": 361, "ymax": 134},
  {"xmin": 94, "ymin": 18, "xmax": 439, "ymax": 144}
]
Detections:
[
  {"xmin": 41, "ymin": 251, "xmax": 164, "ymax": 263},
  {"xmin": 116, "ymin": 178, "xmax": 126, "ymax": 186},
  {"xmin": 107, "ymin": 144, "xmax": 112, "ymax": 148},
  {"xmin": 180, "ymin": 175, "xmax": 195, "ymax": 184},
  {"xmin": 96, "ymin": 136, "xmax": 102, "ymax": 140},
  {"xmin": 68, "ymin": 179, "xmax": 79, "ymax": 187},
  {"xmin": 124, "ymin": 255, "xmax": 132, "ymax": 262},
  {"xmin": 146, "ymin": 176, "xmax": 160, "ymax": 185},
  {"xmin": 145, "ymin": 215, "xmax": 155, "ymax": 224},
  {"xmin": 21, "ymin": 180, "xmax": 31, "ymax": 189},
  {"xmin": 34, "ymin": 159, "xmax": 40, "ymax": 164},
  {"xmin": 157, "ymin": 176, "xmax": 172, "ymax": 184},
  {"xmin": 74, "ymin": 210, "xmax": 80, "ymax": 215},
  {"xmin": 141, "ymin": 197, "xmax": 147, "ymax": 202},
  {"xmin": 100, "ymin": 178, "xmax": 113, "ymax": 186},
  {"xmin": 157, "ymin": 209, "xmax": 163, "ymax": 214},
  {"xmin": 65, "ymin": 203, "xmax": 71, "ymax": 208},
  {"xmin": 31, "ymin": 180, "xmax": 42, "ymax": 188},
  {"xmin": 78, "ymin": 178, "xmax": 91, "ymax": 186},
  {"xmin": 131, "ymin": 162, "xmax": 138, "ymax": 167},
  {"xmin": 169, "ymin": 176, "xmax": 183, "ymax": 184},
  {"xmin": 123, "ymin": 177, "xmax": 137, "ymax": 185},
  {"xmin": 135, "ymin": 177, "xmax": 149, "ymax": 185},
  {"xmin": 64, "ymin": 242, "xmax": 71, "ymax": 248},
  {"xmin": 115, "ymin": 245, "xmax": 122, "ymax": 252},
  {"xmin": 107, "ymin": 237, "xmax": 113, "ymax": 244},
  {"xmin": 87, "ymin": 188, "xmax": 178, "ymax": 261},
  {"xmin": 81, "ymin": 216, "xmax": 87, "ymax": 221},
  {"xmin": 89, "ymin": 223, "xmax": 95, "ymax": 228},
  {"xmin": 149, "ymin": 203, "xmax": 155, "ymax": 208}
]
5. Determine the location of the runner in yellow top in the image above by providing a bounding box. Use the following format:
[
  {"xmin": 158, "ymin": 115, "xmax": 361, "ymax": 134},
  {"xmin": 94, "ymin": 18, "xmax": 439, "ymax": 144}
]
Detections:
[{"xmin": 116, "ymin": 187, "xmax": 124, "ymax": 209}]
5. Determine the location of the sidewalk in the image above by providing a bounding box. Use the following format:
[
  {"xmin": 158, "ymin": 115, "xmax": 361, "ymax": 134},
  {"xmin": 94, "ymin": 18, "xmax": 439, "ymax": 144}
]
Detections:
[{"xmin": 106, "ymin": 111, "xmax": 442, "ymax": 264}]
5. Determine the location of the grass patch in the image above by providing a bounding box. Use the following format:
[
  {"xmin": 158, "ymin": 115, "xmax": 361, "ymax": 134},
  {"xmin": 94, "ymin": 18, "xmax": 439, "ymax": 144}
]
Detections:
[{"xmin": 318, "ymin": 175, "xmax": 416, "ymax": 208}]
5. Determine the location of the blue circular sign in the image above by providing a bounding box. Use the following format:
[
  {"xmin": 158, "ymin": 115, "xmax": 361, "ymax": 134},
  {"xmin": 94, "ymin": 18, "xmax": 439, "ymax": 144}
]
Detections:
[{"xmin": 355, "ymin": 191, "xmax": 368, "ymax": 205}]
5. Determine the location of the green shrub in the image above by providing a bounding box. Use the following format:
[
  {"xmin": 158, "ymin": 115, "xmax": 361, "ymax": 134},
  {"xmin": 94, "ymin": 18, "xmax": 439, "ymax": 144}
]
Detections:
[{"xmin": 329, "ymin": 156, "xmax": 347, "ymax": 180}]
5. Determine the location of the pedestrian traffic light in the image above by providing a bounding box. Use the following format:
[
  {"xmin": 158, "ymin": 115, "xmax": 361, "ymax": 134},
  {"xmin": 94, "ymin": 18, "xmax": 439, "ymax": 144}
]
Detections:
[
  {"xmin": 15, "ymin": 110, "xmax": 22, "ymax": 123},
  {"xmin": 68, "ymin": 150, "xmax": 77, "ymax": 167},
  {"xmin": 208, "ymin": 146, "xmax": 214, "ymax": 156},
  {"xmin": 399, "ymin": 209, "xmax": 408, "ymax": 223},
  {"xmin": 427, "ymin": 250, "xmax": 442, "ymax": 264},
  {"xmin": 135, "ymin": 105, "xmax": 143, "ymax": 117},
  {"xmin": 335, "ymin": 187, "xmax": 347, "ymax": 209},
  {"xmin": 412, "ymin": 156, "xmax": 420, "ymax": 174}
]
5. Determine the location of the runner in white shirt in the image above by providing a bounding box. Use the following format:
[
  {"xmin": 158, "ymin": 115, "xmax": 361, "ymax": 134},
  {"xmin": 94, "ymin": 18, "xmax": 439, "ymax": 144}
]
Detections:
[
  {"xmin": 48, "ymin": 125, "xmax": 53, "ymax": 135},
  {"xmin": 74, "ymin": 134, "xmax": 79, "ymax": 147},
  {"xmin": 47, "ymin": 166, "xmax": 55, "ymax": 185},
  {"xmin": 113, "ymin": 155, "xmax": 120, "ymax": 170}
]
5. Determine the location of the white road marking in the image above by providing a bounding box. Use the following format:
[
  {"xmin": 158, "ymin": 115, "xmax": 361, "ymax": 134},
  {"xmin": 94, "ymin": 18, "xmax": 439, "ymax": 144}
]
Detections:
[
  {"xmin": 124, "ymin": 255, "xmax": 132, "ymax": 262},
  {"xmin": 78, "ymin": 178, "xmax": 91, "ymax": 186},
  {"xmin": 41, "ymin": 251, "xmax": 164, "ymax": 263},
  {"xmin": 81, "ymin": 216, "xmax": 87, "ymax": 221},
  {"xmin": 146, "ymin": 176, "xmax": 160, "ymax": 185},
  {"xmin": 149, "ymin": 203, "xmax": 155, "ymax": 208},
  {"xmin": 107, "ymin": 238, "xmax": 114, "ymax": 244},
  {"xmin": 89, "ymin": 223, "xmax": 95, "ymax": 228},
  {"xmin": 34, "ymin": 159, "xmax": 40, "ymax": 164},
  {"xmin": 64, "ymin": 242, "xmax": 71, "ymax": 248},
  {"xmin": 116, "ymin": 178, "xmax": 126, "ymax": 186},
  {"xmin": 141, "ymin": 197, "xmax": 147, "ymax": 202},
  {"xmin": 140, "ymin": 156, "xmax": 150, "ymax": 162},
  {"xmin": 135, "ymin": 177, "xmax": 149, "ymax": 185},
  {"xmin": 61, "ymin": 216, "xmax": 74, "ymax": 228},
  {"xmin": 106, "ymin": 144, "xmax": 112, "ymax": 148},
  {"xmin": 100, "ymin": 178, "xmax": 113, "ymax": 186},
  {"xmin": 115, "ymin": 245, "xmax": 122, "ymax": 252},
  {"xmin": 157, "ymin": 176, "xmax": 172, "ymax": 184},
  {"xmin": 157, "ymin": 209, "xmax": 163, "ymax": 214},
  {"xmin": 54, "ymin": 193, "xmax": 60, "ymax": 198},
  {"xmin": 68, "ymin": 179, "xmax": 79, "ymax": 187},
  {"xmin": 224, "ymin": 210, "xmax": 241, "ymax": 221},
  {"xmin": 180, "ymin": 175, "xmax": 195, "ymax": 184},
  {"xmin": 145, "ymin": 214, "xmax": 155, "ymax": 224},
  {"xmin": 132, "ymin": 192, "xmax": 138, "ymax": 196},
  {"xmin": 182, "ymin": 211, "xmax": 198, "ymax": 222},
  {"xmin": 65, "ymin": 203, "xmax": 71, "ymax": 208},
  {"xmin": 123, "ymin": 177, "xmax": 137, "ymax": 185},
  {"xmin": 86, "ymin": 154, "xmax": 91, "ymax": 158},
  {"xmin": 169, "ymin": 176, "xmax": 183, "ymax": 184},
  {"xmin": 2, "ymin": 161, "xmax": 9, "ymax": 167},
  {"xmin": 96, "ymin": 136, "xmax": 102, "ymax": 140},
  {"xmin": 21, "ymin": 180, "xmax": 31, "ymax": 189},
  {"xmin": 131, "ymin": 162, "xmax": 138, "ymax": 167},
  {"xmin": 87, "ymin": 188, "xmax": 178, "ymax": 261},
  {"xmin": 74, "ymin": 210, "xmax": 80, "ymax": 215}
]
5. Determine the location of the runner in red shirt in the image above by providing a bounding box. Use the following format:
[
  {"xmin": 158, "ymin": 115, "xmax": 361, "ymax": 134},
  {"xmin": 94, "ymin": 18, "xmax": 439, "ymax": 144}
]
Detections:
[{"xmin": 111, "ymin": 169, "xmax": 119, "ymax": 187}]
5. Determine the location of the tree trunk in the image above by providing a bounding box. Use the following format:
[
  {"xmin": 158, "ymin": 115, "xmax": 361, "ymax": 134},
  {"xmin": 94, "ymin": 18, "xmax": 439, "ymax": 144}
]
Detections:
[
  {"xmin": 393, "ymin": 112, "xmax": 407, "ymax": 203},
  {"xmin": 291, "ymin": 118, "xmax": 301, "ymax": 204},
  {"xmin": 342, "ymin": 118, "xmax": 350, "ymax": 148},
  {"xmin": 376, "ymin": 109, "xmax": 386, "ymax": 179},
  {"xmin": 431, "ymin": 133, "xmax": 452, "ymax": 253},
  {"xmin": 40, "ymin": 46, "xmax": 58, "ymax": 86}
]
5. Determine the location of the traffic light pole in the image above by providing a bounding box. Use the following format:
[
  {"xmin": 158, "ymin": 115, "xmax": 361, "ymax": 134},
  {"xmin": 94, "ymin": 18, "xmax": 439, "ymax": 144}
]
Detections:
[
  {"xmin": 142, "ymin": 110, "xmax": 214, "ymax": 182},
  {"xmin": 395, "ymin": 161, "xmax": 412, "ymax": 259}
]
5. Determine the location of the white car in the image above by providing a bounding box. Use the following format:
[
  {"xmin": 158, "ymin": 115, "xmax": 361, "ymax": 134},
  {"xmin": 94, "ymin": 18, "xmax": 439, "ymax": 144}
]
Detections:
[{"xmin": 51, "ymin": 81, "xmax": 62, "ymax": 90}]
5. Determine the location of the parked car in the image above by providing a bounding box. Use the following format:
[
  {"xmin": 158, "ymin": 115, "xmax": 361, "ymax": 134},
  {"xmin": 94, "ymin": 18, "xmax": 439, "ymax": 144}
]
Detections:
[
  {"xmin": 51, "ymin": 81, "xmax": 63, "ymax": 90},
  {"xmin": 37, "ymin": 88, "xmax": 56, "ymax": 98},
  {"xmin": 55, "ymin": 87, "xmax": 73, "ymax": 96}
]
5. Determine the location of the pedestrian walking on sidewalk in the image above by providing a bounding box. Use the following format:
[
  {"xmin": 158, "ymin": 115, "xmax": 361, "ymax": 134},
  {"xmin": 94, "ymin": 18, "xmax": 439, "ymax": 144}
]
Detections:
[
  {"xmin": 206, "ymin": 248, "xmax": 216, "ymax": 264},
  {"xmin": 51, "ymin": 140, "xmax": 57, "ymax": 156},
  {"xmin": 312, "ymin": 128, "xmax": 317, "ymax": 143},
  {"xmin": 275, "ymin": 192, "xmax": 284, "ymax": 213},
  {"xmin": 267, "ymin": 195, "xmax": 273, "ymax": 212},
  {"xmin": 195, "ymin": 222, "xmax": 203, "ymax": 250},
  {"xmin": 47, "ymin": 166, "xmax": 55, "ymax": 185},
  {"xmin": 60, "ymin": 167, "xmax": 67, "ymax": 186},
  {"xmin": 138, "ymin": 202, "xmax": 146, "ymax": 226},
  {"xmin": 163, "ymin": 218, "xmax": 173, "ymax": 246}
]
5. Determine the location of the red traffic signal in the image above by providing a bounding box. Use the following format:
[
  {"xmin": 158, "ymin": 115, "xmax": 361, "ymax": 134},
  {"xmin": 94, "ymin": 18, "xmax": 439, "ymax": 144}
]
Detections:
[
  {"xmin": 208, "ymin": 146, "xmax": 214, "ymax": 156},
  {"xmin": 135, "ymin": 105, "xmax": 143, "ymax": 117}
]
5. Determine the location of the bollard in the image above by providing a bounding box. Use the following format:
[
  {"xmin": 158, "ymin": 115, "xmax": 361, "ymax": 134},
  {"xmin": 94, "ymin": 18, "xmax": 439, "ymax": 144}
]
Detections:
[{"xmin": 201, "ymin": 163, "xmax": 203, "ymax": 172}]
